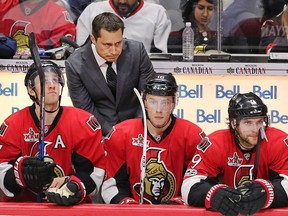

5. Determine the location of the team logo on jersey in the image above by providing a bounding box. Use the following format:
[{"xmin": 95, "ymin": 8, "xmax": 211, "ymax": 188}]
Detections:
[
  {"xmin": 62, "ymin": 11, "xmax": 74, "ymax": 23},
  {"xmin": 86, "ymin": 116, "xmax": 101, "ymax": 131},
  {"xmin": 24, "ymin": 128, "xmax": 39, "ymax": 142},
  {"xmin": 10, "ymin": 20, "xmax": 30, "ymax": 51},
  {"xmin": 197, "ymin": 137, "xmax": 211, "ymax": 152},
  {"xmin": 234, "ymin": 165, "xmax": 254, "ymax": 188},
  {"xmin": 0, "ymin": 122, "xmax": 8, "ymax": 136},
  {"xmin": 133, "ymin": 148, "xmax": 176, "ymax": 204},
  {"xmin": 132, "ymin": 134, "xmax": 150, "ymax": 147},
  {"xmin": 228, "ymin": 152, "xmax": 243, "ymax": 167}
]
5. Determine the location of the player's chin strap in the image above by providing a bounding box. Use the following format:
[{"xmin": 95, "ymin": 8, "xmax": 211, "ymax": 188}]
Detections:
[
  {"xmin": 34, "ymin": 86, "xmax": 64, "ymax": 114},
  {"xmin": 253, "ymin": 127, "xmax": 268, "ymax": 179}
]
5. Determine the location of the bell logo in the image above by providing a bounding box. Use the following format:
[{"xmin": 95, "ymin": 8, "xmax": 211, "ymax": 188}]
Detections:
[
  {"xmin": 197, "ymin": 109, "xmax": 221, "ymax": 123},
  {"xmin": 178, "ymin": 84, "xmax": 203, "ymax": 98},
  {"xmin": 0, "ymin": 83, "xmax": 18, "ymax": 96}
]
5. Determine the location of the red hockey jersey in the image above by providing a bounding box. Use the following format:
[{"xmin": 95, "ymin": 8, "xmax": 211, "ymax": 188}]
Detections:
[
  {"xmin": 182, "ymin": 127, "xmax": 288, "ymax": 206},
  {"xmin": 102, "ymin": 116, "xmax": 205, "ymax": 204},
  {"xmin": 0, "ymin": 105, "xmax": 105, "ymax": 202}
]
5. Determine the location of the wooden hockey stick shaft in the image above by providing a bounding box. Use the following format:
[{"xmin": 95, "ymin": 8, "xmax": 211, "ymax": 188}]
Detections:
[{"xmin": 133, "ymin": 88, "xmax": 147, "ymax": 204}]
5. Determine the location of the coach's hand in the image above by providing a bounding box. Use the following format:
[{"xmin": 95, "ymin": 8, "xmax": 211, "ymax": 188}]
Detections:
[
  {"xmin": 237, "ymin": 179, "xmax": 274, "ymax": 215},
  {"xmin": 47, "ymin": 175, "xmax": 86, "ymax": 206},
  {"xmin": 14, "ymin": 156, "xmax": 55, "ymax": 190},
  {"xmin": 205, "ymin": 184, "xmax": 242, "ymax": 216}
]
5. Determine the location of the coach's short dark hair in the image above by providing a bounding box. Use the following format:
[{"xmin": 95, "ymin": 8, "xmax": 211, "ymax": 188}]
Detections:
[{"xmin": 92, "ymin": 12, "xmax": 124, "ymax": 39}]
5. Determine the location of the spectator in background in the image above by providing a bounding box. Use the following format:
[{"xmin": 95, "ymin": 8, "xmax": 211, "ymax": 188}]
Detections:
[
  {"xmin": 221, "ymin": 0, "xmax": 263, "ymax": 54},
  {"xmin": 182, "ymin": 92, "xmax": 288, "ymax": 215},
  {"xmin": 260, "ymin": 1, "xmax": 288, "ymax": 53},
  {"xmin": 0, "ymin": 0, "xmax": 76, "ymax": 54},
  {"xmin": 101, "ymin": 73, "xmax": 206, "ymax": 204},
  {"xmin": 76, "ymin": 0, "xmax": 171, "ymax": 53},
  {"xmin": 222, "ymin": 0, "xmax": 287, "ymax": 54},
  {"xmin": 58, "ymin": 0, "xmax": 161, "ymax": 24},
  {"xmin": 66, "ymin": 12, "xmax": 155, "ymax": 136},
  {"xmin": 167, "ymin": 0, "xmax": 217, "ymax": 53}
]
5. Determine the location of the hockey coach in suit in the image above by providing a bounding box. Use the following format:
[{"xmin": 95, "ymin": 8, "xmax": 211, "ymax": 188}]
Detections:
[{"xmin": 66, "ymin": 12, "xmax": 155, "ymax": 136}]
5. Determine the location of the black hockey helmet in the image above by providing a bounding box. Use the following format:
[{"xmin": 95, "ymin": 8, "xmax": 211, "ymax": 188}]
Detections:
[
  {"xmin": 24, "ymin": 60, "xmax": 64, "ymax": 88},
  {"xmin": 25, "ymin": 60, "xmax": 64, "ymax": 103},
  {"xmin": 143, "ymin": 73, "xmax": 178, "ymax": 97},
  {"xmin": 228, "ymin": 92, "xmax": 268, "ymax": 119}
]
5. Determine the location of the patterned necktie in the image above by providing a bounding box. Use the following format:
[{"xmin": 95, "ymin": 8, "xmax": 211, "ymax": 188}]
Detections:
[{"xmin": 106, "ymin": 61, "xmax": 117, "ymax": 97}]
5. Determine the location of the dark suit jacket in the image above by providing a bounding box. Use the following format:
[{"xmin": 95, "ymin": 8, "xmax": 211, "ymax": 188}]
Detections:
[{"xmin": 65, "ymin": 39, "xmax": 155, "ymax": 135}]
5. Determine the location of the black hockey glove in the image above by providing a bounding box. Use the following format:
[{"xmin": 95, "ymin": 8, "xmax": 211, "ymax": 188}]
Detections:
[
  {"xmin": 14, "ymin": 156, "xmax": 55, "ymax": 190},
  {"xmin": 205, "ymin": 184, "xmax": 242, "ymax": 216},
  {"xmin": 237, "ymin": 179, "xmax": 274, "ymax": 215},
  {"xmin": 47, "ymin": 175, "xmax": 86, "ymax": 206}
]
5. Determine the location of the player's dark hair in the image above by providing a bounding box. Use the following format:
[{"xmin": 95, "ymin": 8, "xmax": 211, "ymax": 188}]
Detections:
[
  {"xmin": 182, "ymin": 0, "xmax": 216, "ymax": 23},
  {"xmin": 92, "ymin": 12, "xmax": 125, "ymax": 39}
]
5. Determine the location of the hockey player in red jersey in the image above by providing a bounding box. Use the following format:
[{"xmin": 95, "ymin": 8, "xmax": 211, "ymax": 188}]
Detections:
[
  {"xmin": 101, "ymin": 73, "xmax": 206, "ymax": 204},
  {"xmin": 0, "ymin": 60, "xmax": 105, "ymax": 205},
  {"xmin": 182, "ymin": 92, "xmax": 288, "ymax": 215}
]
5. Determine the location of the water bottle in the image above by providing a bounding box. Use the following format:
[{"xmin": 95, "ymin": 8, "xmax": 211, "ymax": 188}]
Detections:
[{"xmin": 182, "ymin": 22, "xmax": 194, "ymax": 61}]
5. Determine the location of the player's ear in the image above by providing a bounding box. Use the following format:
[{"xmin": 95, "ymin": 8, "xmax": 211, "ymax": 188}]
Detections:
[
  {"xmin": 90, "ymin": 34, "xmax": 96, "ymax": 44},
  {"xmin": 27, "ymin": 86, "xmax": 35, "ymax": 96},
  {"xmin": 231, "ymin": 119, "xmax": 237, "ymax": 129}
]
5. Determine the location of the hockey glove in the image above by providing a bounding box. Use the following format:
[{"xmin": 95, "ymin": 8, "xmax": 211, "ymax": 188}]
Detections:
[
  {"xmin": 237, "ymin": 179, "xmax": 274, "ymax": 215},
  {"xmin": 119, "ymin": 197, "xmax": 138, "ymax": 204},
  {"xmin": 205, "ymin": 184, "xmax": 242, "ymax": 216},
  {"xmin": 160, "ymin": 197, "xmax": 186, "ymax": 205},
  {"xmin": 47, "ymin": 175, "xmax": 86, "ymax": 206},
  {"xmin": 14, "ymin": 156, "xmax": 55, "ymax": 190}
]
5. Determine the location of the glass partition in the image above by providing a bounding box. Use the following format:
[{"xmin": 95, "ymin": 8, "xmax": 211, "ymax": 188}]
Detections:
[{"xmin": 0, "ymin": 0, "xmax": 287, "ymax": 57}]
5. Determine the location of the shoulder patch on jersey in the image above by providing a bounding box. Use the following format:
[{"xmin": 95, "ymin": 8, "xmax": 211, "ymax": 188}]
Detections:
[
  {"xmin": 284, "ymin": 136, "xmax": 288, "ymax": 147},
  {"xmin": 104, "ymin": 126, "xmax": 116, "ymax": 140},
  {"xmin": 199, "ymin": 131, "xmax": 206, "ymax": 139},
  {"xmin": 0, "ymin": 122, "xmax": 8, "ymax": 136},
  {"xmin": 62, "ymin": 11, "xmax": 74, "ymax": 23},
  {"xmin": 86, "ymin": 116, "xmax": 101, "ymax": 131},
  {"xmin": 197, "ymin": 137, "xmax": 211, "ymax": 152}
]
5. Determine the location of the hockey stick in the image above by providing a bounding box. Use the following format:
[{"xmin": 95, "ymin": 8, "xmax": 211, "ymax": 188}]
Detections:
[
  {"xmin": 133, "ymin": 88, "xmax": 147, "ymax": 204},
  {"xmin": 28, "ymin": 32, "xmax": 45, "ymax": 202},
  {"xmin": 253, "ymin": 126, "xmax": 267, "ymax": 179}
]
